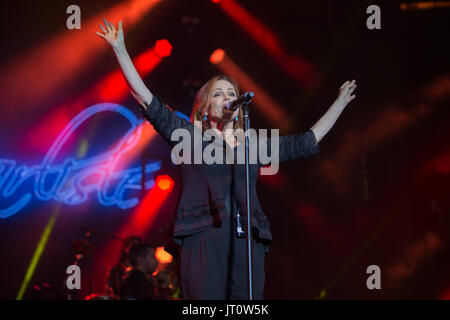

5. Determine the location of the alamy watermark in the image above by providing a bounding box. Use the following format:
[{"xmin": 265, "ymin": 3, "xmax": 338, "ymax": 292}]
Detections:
[
  {"xmin": 66, "ymin": 265, "xmax": 81, "ymax": 290},
  {"xmin": 366, "ymin": 265, "xmax": 381, "ymax": 290},
  {"xmin": 66, "ymin": 5, "xmax": 81, "ymax": 30},
  {"xmin": 170, "ymin": 121, "xmax": 280, "ymax": 175},
  {"xmin": 366, "ymin": 5, "xmax": 381, "ymax": 30}
]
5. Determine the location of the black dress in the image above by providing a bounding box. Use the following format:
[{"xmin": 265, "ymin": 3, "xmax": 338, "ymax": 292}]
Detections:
[{"xmin": 179, "ymin": 164, "xmax": 267, "ymax": 300}]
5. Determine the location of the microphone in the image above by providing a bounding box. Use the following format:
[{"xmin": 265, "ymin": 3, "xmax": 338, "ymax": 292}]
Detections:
[{"xmin": 225, "ymin": 92, "xmax": 254, "ymax": 111}]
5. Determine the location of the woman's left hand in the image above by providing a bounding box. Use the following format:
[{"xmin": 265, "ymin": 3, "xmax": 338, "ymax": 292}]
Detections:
[{"xmin": 337, "ymin": 80, "xmax": 357, "ymax": 105}]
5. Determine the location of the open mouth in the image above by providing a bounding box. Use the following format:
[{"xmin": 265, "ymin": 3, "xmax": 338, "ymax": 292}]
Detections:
[{"xmin": 222, "ymin": 106, "xmax": 234, "ymax": 116}]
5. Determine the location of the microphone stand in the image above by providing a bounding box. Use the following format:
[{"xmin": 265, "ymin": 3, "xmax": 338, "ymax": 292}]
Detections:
[{"xmin": 242, "ymin": 101, "xmax": 254, "ymax": 300}]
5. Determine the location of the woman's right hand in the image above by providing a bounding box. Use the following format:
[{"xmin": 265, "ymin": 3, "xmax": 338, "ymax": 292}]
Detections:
[{"xmin": 96, "ymin": 18, "xmax": 124, "ymax": 49}]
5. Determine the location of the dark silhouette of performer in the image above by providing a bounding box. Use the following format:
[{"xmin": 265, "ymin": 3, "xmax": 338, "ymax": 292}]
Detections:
[
  {"xmin": 105, "ymin": 236, "xmax": 142, "ymax": 297},
  {"xmin": 120, "ymin": 243, "xmax": 158, "ymax": 300},
  {"xmin": 97, "ymin": 18, "xmax": 357, "ymax": 299}
]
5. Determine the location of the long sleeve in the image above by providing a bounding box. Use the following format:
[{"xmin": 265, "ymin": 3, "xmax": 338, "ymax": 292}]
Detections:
[
  {"xmin": 274, "ymin": 129, "xmax": 320, "ymax": 163},
  {"xmin": 140, "ymin": 95, "xmax": 193, "ymax": 147}
]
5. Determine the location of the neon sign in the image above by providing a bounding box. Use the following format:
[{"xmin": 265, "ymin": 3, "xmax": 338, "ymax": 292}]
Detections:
[{"xmin": 0, "ymin": 103, "xmax": 161, "ymax": 218}]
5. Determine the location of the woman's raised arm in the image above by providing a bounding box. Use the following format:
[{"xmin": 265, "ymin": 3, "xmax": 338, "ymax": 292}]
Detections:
[
  {"xmin": 96, "ymin": 18, "xmax": 193, "ymax": 147},
  {"xmin": 96, "ymin": 18, "xmax": 153, "ymax": 109},
  {"xmin": 310, "ymin": 80, "xmax": 357, "ymax": 143}
]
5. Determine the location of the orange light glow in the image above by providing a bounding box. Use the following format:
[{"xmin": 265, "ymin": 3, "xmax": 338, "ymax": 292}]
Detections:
[
  {"xmin": 156, "ymin": 175, "xmax": 174, "ymax": 192},
  {"xmin": 210, "ymin": 49, "xmax": 225, "ymax": 64},
  {"xmin": 400, "ymin": 1, "xmax": 450, "ymax": 10},
  {"xmin": 155, "ymin": 246, "xmax": 173, "ymax": 264},
  {"xmin": 94, "ymin": 174, "xmax": 174, "ymax": 292},
  {"xmin": 126, "ymin": 175, "xmax": 174, "ymax": 238}
]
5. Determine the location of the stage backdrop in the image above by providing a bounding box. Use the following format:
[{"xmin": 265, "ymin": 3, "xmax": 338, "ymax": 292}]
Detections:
[{"xmin": 0, "ymin": 0, "xmax": 449, "ymax": 299}]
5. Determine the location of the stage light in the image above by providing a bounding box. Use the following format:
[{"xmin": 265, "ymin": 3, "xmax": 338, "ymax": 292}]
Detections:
[
  {"xmin": 155, "ymin": 246, "xmax": 173, "ymax": 264},
  {"xmin": 0, "ymin": 0, "xmax": 162, "ymax": 120},
  {"xmin": 103, "ymin": 40, "xmax": 172, "ymax": 100},
  {"xmin": 209, "ymin": 49, "xmax": 292, "ymax": 130},
  {"xmin": 211, "ymin": 0, "xmax": 316, "ymax": 87},
  {"xmin": 210, "ymin": 49, "xmax": 225, "ymax": 64},
  {"xmin": 16, "ymin": 208, "xmax": 60, "ymax": 300},
  {"xmin": 95, "ymin": 173, "xmax": 175, "ymax": 292},
  {"xmin": 154, "ymin": 39, "xmax": 173, "ymax": 58},
  {"xmin": 27, "ymin": 39, "xmax": 169, "ymax": 153},
  {"xmin": 156, "ymin": 175, "xmax": 174, "ymax": 192},
  {"xmin": 400, "ymin": 1, "xmax": 450, "ymax": 10}
]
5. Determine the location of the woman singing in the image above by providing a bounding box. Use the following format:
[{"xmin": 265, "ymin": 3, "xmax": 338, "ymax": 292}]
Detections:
[{"xmin": 96, "ymin": 19, "xmax": 357, "ymax": 300}]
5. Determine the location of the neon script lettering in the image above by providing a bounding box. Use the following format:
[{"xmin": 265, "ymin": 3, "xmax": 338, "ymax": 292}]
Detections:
[{"xmin": 0, "ymin": 103, "xmax": 161, "ymax": 218}]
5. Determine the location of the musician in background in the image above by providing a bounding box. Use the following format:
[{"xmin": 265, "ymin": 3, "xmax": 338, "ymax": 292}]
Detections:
[
  {"xmin": 105, "ymin": 236, "xmax": 142, "ymax": 297},
  {"xmin": 120, "ymin": 243, "xmax": 158, "ymax": 300}
]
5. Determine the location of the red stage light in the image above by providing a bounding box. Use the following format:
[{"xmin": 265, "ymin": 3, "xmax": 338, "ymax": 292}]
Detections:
[
  {"xmin": 210, "ymin": 49, "xmax": 225, "ymax": 64},
  {"xmin": 0, "ymin": 0, "xmax": 161, "ymax": 120},
  {"xmin": 209, "ymin": 49, "xmax": 292, "ymax": 130},
  {"xmin": 99, "ymin": 71, "xmax": 128, "ymax": 101},
  {"xmin": 156, "ymin": 175, "xmax": 174, "ymax": 192},
  {"xmin": 441, "ymin": 287, "xmax": 450, "ymax": 300},
  {"xmin": 154, "ymin": 39, "xmax": 172, "ymax": 58},
  {"xmin": 212, "ymin": 0, "xmax": 316, "ymax": 87}
]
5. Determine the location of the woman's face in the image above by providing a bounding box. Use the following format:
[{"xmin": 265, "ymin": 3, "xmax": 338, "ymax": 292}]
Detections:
[{"xmin": 207, "ymin": 79, "xmax": 239, "ymax": 122}]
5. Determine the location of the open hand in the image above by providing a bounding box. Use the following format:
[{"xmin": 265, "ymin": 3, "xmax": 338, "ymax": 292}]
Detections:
[
  {"xmin": 96, "ymin": 18, "xmax": 124, "ymax": 49},
  {"xmin": 337, "ymin": 80, "xmax": 357, "ymax": 105}
]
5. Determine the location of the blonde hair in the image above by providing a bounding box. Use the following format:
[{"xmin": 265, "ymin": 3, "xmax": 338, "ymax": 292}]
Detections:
[{"xmin": 190, "ymin": 75, "xmax": 244, "ymax": 134}]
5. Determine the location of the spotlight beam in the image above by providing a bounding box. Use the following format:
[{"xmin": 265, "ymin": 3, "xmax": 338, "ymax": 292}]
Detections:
[
  {"xmin": 0, "ymin": 0, "xmax": 161, "ymax": 121},
  {"xmin": 210, "ymin": 49, "xmax": 293, "ymax": 131}
]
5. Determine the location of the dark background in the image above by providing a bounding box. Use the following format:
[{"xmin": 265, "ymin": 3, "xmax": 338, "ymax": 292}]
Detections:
[{"xmin": 0, "ymin": 0, "xmax": 449, "ymax": 299}]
